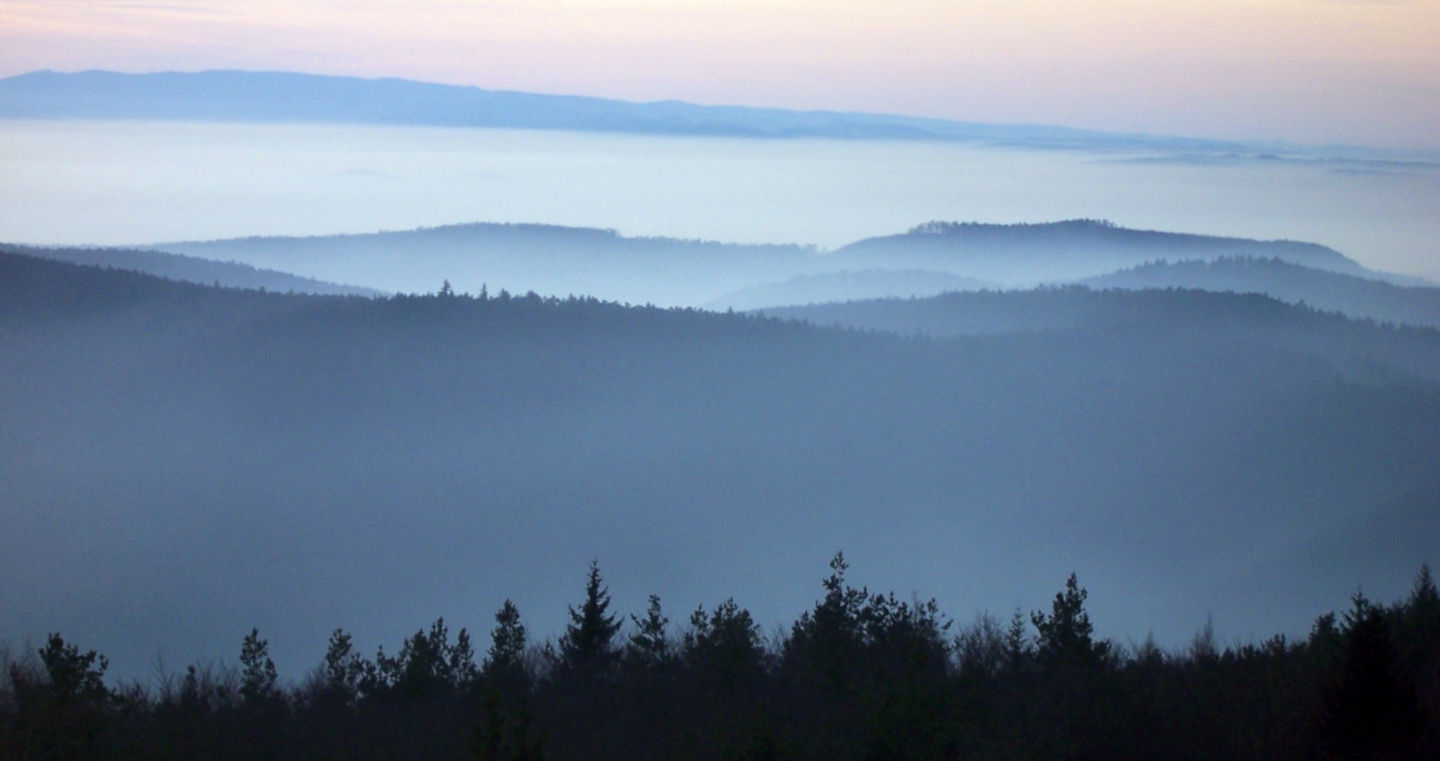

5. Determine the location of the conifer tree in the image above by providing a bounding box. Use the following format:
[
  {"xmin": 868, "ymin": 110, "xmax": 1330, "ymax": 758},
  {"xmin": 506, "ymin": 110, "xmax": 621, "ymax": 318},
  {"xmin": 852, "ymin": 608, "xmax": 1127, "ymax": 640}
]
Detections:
[
  {"xmin": 1031, "ymin": 574, "xmax": 1106, "ymax": 664},
  {"xmin": 557, "ymin": 561, "xmax": 620, "ymax": 679},
  {"xmin": 239, "ymin": 628, "xmax": 277, "ymax": 704}
]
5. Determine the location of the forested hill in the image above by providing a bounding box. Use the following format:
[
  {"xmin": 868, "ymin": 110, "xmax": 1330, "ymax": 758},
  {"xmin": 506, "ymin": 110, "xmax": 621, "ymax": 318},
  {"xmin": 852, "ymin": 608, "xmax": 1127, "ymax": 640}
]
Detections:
[
  {"xmin": 0, "ymin": 243, "xmax": 376, "ymax": 296},
  {"xmin": 151, "ymin": 219, "xmax": 1417, "ymax": 309},
  {"xmin": 3, "ymin": 251, "xmax": 1438, "ymax": 684},
  {"xmin": 1083, "ymin": 256, "xmax": 1440, "ymax": 329},
  {"xmin": 155, "ymin": 222, "xmax": 818, "ymax": 306},
  {"xmin": 760, "ymin": 285, "xmax": 1440, "ymax": 384},
  {"xmin": 833, "ymin": 220, "xmax": 1383, "ymax": 286}
]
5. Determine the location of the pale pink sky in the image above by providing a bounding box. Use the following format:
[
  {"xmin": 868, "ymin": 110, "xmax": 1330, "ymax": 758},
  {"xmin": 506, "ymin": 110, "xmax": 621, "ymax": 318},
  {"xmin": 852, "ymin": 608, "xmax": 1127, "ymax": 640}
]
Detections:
[{"xmin": 1, "ymin": 0, "xmax": 1437, "ymax": 150}]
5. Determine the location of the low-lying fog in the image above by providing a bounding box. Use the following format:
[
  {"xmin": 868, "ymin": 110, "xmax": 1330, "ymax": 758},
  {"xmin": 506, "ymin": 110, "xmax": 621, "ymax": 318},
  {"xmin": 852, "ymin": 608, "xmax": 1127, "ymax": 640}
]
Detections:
[{"xmin": 2, "ymin": 119, "xmax": 1438, "ymax": 282}]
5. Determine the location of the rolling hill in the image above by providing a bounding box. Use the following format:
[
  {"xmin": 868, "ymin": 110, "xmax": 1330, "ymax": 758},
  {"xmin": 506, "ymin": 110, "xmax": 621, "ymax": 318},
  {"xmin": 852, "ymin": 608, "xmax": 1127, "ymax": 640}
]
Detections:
[
  {"xmin": 832, "ymin": 219, "xmax": 1400, "ymax": 287},
  {"xmin": 1081, "ymin": 256, "xmax": 1440, "ymax": 329},
  {"xmin": 153, "ymin": 222, "xmax": 820, "ymax": 306},
  {"xmin": 151, "ymin": 219, "xmax": 1430, "ymax": 309}
]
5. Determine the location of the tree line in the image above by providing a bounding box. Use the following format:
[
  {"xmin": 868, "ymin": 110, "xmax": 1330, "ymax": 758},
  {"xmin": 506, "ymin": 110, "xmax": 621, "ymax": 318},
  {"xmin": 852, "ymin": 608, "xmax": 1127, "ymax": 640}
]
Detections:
[{"xmin": 3, "ymin": 556, "xmax": 1436, "ymax": 761}]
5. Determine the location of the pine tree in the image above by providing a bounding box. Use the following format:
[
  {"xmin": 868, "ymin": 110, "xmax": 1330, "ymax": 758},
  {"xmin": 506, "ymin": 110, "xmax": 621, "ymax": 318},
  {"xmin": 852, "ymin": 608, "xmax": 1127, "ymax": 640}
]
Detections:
[
  {"xmin": 238, "ymin": 628, "xmax": 277, "ymax": 704},
  {"xmin": 37, "ymin": 633, "xmax": 109, "ymax": 703},
  {"xmin": 321, "ymin": 628, "xmax": 364, "ymax": 704},
  {"xmin": 1031, "ymin": 574, "xmax": 1105, "ymax": 665},
  {"xmin": 557, "ymin": 561, "xmax": 621, "ymax": 679}
]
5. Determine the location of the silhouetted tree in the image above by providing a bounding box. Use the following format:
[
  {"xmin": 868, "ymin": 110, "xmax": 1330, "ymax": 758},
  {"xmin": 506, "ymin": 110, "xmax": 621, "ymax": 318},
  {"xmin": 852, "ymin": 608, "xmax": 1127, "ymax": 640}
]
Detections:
[
  {"xmin": 318, "ymin": 628, "xmax": 364, "ymax": 706},
  {"xmin": 1032, "ymin": 573, "xmax": 1107, "ymax": 665},
  {"xmin": 626, "ymin": 594, "xmax": 671, "ymax": 671},
  {"xmin": 37, "ymin": 633, "xmax": 110, "ymax": 704},
  {"xmin": 556, "ymin": 561, "xmax": 621, "ymax": 681},
  {"xmin": 484, "ymin": 600, "xmax": 530, "ymax": 695},
  {"xmin": 238, "ymin": 628, "xmax": 277, "ymax": 705}
]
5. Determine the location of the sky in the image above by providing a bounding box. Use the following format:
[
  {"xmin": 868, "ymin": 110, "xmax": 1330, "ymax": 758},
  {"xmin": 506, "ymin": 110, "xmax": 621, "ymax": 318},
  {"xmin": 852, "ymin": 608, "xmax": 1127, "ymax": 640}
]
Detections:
[{"xmin": 0, "ymin": 0, "xmax": 1437, "ymax": 150}]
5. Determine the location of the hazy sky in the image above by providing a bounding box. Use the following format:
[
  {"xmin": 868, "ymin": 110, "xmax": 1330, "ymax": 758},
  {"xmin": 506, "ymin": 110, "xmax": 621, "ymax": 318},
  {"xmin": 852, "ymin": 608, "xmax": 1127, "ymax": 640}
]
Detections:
[{"xmin": 1, "ymin": 0, "xmax": 1438, "ymax": 150}]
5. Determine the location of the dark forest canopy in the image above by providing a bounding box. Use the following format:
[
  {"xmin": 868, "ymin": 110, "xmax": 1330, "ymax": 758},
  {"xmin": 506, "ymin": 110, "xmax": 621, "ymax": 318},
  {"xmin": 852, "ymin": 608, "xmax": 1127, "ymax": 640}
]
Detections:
[
  {"xmin": 0, "ymin": 242, "xmax": 376, "ymax": 296},
  {"xmin": 705, "ymin": 268, "xmax": 998, "ymax": 311},
  {"xmin": 2, "ymin": 251, "xmax": 1438, "ymax": 689},
  {"xmin": 3, "ymin": 560, "xmax": 1438, "ymax": 760}
]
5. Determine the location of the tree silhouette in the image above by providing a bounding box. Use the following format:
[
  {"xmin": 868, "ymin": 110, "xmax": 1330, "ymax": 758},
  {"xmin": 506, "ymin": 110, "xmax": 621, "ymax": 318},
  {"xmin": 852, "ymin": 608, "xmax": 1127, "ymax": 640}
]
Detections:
[
  {"xmin": 238, "ymin": 628, "xmax": 277, "ymax": 704},
  {"xmin": 320, "ymin": 628, "xmax": 364, "ymax": 704},
  {"xmin": 484, "ymin": 600, "xmax": 530, "ymax": 694},
  {"xmin": 557, "ymin": 561, "xmax": 620, "ymax": 680},
  {"xmin": 1031, "ymin": 573, "xmax": 1105, "ymax": 664},
  {"xmin": 626, "ymin": 594, "xmax": 670, "ymax": 670},
  {"xmin": 37, "ymin": 633, "xmax": 110, "ymax": 704}
]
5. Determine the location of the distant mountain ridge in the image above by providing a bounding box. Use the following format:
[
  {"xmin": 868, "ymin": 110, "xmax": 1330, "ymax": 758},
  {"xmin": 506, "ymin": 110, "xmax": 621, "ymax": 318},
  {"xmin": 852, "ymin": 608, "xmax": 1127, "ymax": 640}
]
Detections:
[
  {"xmin": 153, "ymin": 221, "xmax": 820, "ymax": 306},
  {"xmin": 1083, "ymin": 257, "xmax": 1440, "ymax": 329},
  {"xmin": 0, "ymin": 69, "xmax": 1344, "ymax": 157},
  {"xmin": 834, "ymin": 219, "xmax": 1388, "ymax": 286},
  {"xmin": 148, "ymin": 218, "xmax": 1423, "ymax": 311},
  {"xmin": 759, "ymin": 285, "xmax": 1440, "ymax": 384}
]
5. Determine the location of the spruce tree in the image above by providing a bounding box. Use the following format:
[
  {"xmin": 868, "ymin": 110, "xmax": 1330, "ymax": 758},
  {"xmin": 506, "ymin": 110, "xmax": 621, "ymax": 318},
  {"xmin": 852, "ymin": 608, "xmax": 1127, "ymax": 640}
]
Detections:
[{"xmin": 557, "ymin": 561, "xmax": 620, "ymax": 679}]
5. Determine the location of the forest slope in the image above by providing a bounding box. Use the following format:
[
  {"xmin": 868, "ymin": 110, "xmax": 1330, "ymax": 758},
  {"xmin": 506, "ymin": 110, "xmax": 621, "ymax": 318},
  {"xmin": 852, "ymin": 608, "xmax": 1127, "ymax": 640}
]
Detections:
[
  {"xmin": 1082, "ymin": 256, "xmax": 1440, "ymax": 329},
  {"xmin": 2, "ymin": 251, "xmax": 1437, "ymax": 680},
  {"xmin": 0, "ymin": 243, "xmax": 375, "ymax": 296}
]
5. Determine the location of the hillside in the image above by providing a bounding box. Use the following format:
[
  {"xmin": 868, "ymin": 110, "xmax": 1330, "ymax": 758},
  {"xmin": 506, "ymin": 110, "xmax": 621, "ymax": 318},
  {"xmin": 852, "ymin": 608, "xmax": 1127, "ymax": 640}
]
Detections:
[
  {"xmin": 1082, "ymin": 256, "xmax": 1440, "ymax": 329},
  {"xmin": 155, "ymin": 222, "xmax": 819, "ymax": 306},
  {"xmin": 833, "ymin": 219, "xmax": 1388, "ymax": 286},
  {"xmin": 761, "ymin": 286, "xmax": 1440, "ymax": 383},
  {"xmin": 2, "ymin": 251, "xmax": 1438, "ymax": 681},
  {"xmin": 0, "ymin": 242, "xmax": 376, "ymax": 296}
]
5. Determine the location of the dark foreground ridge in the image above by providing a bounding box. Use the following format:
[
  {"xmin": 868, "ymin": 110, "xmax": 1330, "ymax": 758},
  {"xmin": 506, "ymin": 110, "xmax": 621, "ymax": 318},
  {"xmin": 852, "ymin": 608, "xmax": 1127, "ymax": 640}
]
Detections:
[{"xmin": 3, "ymin": 558, "xmax": 1437, "ymax": 761}]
